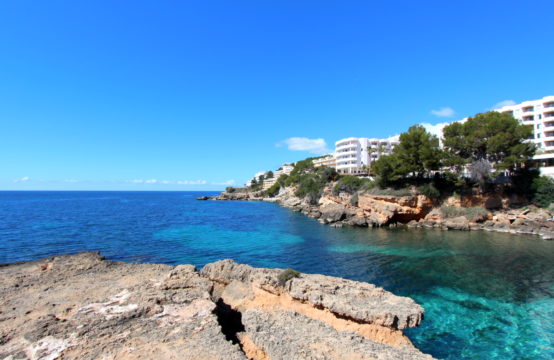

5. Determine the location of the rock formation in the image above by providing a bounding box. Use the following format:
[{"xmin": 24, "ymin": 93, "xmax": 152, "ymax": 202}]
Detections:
[
  {"xmin": 201, "ymin": 186, "xmax": 554, "ymax": 240},
  {"xmin": 0, "ymin": 253, "xmax": 434, "ymax": 360}
]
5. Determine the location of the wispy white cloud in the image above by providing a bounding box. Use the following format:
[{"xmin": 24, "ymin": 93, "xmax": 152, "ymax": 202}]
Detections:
[
  {"xmin": 212, "ymin": 179, "xmax": 235, "ymax": 186},
  {"xmin": 176, "ymin": 180, "xmax": 208, "ymax": 185},
  {"xmin": 14, "ymin": 176, "xmax": 30, "ymax": 183},
  {"xmin": 128, "ymin": 179, "xmax": 209, "ymax": 185},
  {"xmin": 63, "ymin": 179, "xmax": 79, "ymax": 183},
  {"xmin": 420, "ymin": 122, "xmax": 452, "ymax": 139},
  {"xmin": 490, "ymin": 99, "xmax": 516, "ymax": 110},
  {"xmin": 430, "ymin": 107, "xmax": 455, "ymax": 118},
  {"xmin": 277, "ymin": 137, "xmax": 330, "ymax": 155}
]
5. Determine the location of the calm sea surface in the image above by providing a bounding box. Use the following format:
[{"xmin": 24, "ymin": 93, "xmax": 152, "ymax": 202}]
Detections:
[{"xmin": 1, "ymin": 191, "xmax": 553, "ymax": 359}]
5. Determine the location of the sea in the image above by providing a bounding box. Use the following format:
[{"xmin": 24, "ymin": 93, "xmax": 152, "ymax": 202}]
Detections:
[{"xmin": 0, "ymin": 191, "xmax": 553, "ymax": 359}]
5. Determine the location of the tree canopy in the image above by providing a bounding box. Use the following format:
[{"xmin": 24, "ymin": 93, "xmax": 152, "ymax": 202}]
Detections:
[
  {"xmin": 372, "ymin": 125, "xmax": 441, "ymax": 185},
  {"xmin": 442, "ymin": 111, "xmax": 535, "ymax": 173}
]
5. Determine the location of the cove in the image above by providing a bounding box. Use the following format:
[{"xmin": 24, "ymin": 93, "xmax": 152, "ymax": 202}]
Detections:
[{"xmin": 1, "ymin": 191, "xmax": 553, "ymax": 359}]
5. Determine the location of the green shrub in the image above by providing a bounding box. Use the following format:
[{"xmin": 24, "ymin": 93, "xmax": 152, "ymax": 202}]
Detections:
[
  {"xmin": 317, "ymin": 166, "xmax": 339, "ymax": 182},
  {"xmin": 365, "ymin": 187, "xmax": 412, "ymax": 196},
  {"xmin": 508, "ymin": 168, "xmax": 540, "ymax": 197},
  {"xmin": 439, "ymin": 206, "xmax": 489, "ymax": 222},
  {"xmin": 226, "ymin": 187, "xmax": 250, "ymax": 193},
  {"xmin": 265, "ymin": 182, "xmax": 281, "ymax": 197},
  {"xmin": 277, "ymin": 268, "xmax": 300, "ymax": 286},
  {"xmin": 350, "ymin": 193, "xmax": 359, "ymax": 206},
  {"xmin": 264, "ymin": 174, "xmax": 289, "ymax": 197},
  {"xmin": 532, "ymin": 176, "xmax": 554, "ymax": 208},
  {"xmin": 418, "ymin": 184, "xmax": 440, "ymax": 199},
  {"xmin": 295, "ymin": 175, "xmax": 324, "ymax": 199},
  {"xmin": 333, "ymin": 176, "xmax": 370, "ymax": 195}
]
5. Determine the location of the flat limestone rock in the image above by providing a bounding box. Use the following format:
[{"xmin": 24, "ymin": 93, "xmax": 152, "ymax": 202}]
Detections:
[
  {"xmin": 201, "ymin": 259, "xmax": 423, "ymax": 329},
  {"xmin": 286, "ymin": 274, "xmax": 423, "ymax": 329},
  {"xmin": 0, "ymin": 252, "xmax": 245, "ymax": 360},
  {"xmin": 0, "ymin": 253, "xmax": 432, "ymax": 359},
  {"xmin": 242, "ymin": 309, "xmax": 434, "ymax": 360}
]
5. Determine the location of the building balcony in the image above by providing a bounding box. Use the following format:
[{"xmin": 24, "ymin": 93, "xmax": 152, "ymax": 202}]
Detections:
[
  {"xmin": 335, "ymin": 139, "xmax": 358, "ymax": 147},
  {"xmin": 336, "ymin": 144, "xmax": 358, "ymax": 151}
]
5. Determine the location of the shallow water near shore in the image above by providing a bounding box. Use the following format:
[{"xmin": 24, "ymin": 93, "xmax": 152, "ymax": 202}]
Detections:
[{"xmin": 1, "ymin": 191, "xmax": 553, "ymax": 359}]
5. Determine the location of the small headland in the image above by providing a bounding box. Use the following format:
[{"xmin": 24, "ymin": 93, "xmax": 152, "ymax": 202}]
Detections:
[{"xmin": 200, "ymin": 184, "xmax": 554, "ymax": 240}]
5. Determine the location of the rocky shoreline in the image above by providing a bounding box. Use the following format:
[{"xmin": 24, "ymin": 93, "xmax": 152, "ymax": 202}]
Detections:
[
  {"xmin": 200, "ymin": 187, "xmax": 554, "ymax": 240},
  {"xmin": 0, "ymin": 252, "xmax": 433, "ymax": 359}
]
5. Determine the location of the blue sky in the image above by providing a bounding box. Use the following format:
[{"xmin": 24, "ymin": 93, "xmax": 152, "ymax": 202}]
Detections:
[{"xmin": 1, "ymin": 1, "xmax": 553, "ymax": 190}]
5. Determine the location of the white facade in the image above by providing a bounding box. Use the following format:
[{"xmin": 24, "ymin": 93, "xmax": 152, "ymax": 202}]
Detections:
[
  {"xmin": 335, "ymin": 137, "xmax": 398, "ymax": 175},
  {"xmin": 263, "ymin": 164, "xmax": 294, "ymax": 190},
  {"xmin": 494, "ymin": 95, "xmax": 554, "ymax": 176},
  {"xmin": 275, "ymin": 164, "xmax": 294, "ymax": 177},
  {"xmin": 313, "ymin": 155, "xmax": 337, "ymax": 168},
  {"xmin": 246, "ymin": 171, "xmax": 268, "ymax": 187}
]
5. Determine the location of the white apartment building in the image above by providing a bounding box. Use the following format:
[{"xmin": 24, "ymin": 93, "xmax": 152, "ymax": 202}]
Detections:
[
  {"xmin": 495, "ymin": 95, "xmax": 554, "ymax": 176},
  {"xmin": 313, "ymin": 155, "xmax": 337, "ymax": 168},
  {"xmin": 275, "ymin": 164, "xmax": 294, "ymax": 177},
  {"xmin": 335, "ymin": 137, "xmax": 398, "ymax": 175},
  {"xmin": 246, "ymin": 171, "xmax": 268, "ymax": 187},
  {"xmin": 261, "ymin": 164, "xmax": 295, "ymax": 190}
]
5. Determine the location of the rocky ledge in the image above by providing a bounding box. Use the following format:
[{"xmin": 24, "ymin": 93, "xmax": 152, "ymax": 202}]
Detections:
[
  {"xmin": 0, "ymin": 252, "xmax": 433, "ymax": 360},
  {"xmin": 201, "ymin": 188, "xmax": 554, "ymax": 240}
]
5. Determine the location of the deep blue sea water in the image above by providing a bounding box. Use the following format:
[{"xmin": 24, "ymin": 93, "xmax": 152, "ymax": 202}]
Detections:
[{"xmin": 1, "ymin": 191, "xmax": 553, "ymax": 359}]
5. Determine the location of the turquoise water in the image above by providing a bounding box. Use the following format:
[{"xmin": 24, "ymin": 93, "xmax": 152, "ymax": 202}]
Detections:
[{"xmin": 1, "ymin": 191, "xmax": 553, "ymax": 359}]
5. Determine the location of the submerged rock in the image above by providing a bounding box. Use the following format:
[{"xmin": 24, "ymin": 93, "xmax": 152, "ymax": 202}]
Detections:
[{"xmin": 0, "ymin": 253, "xmax": 434, "ymax": 360}]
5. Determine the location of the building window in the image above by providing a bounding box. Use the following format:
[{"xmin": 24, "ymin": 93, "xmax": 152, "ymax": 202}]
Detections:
[{"xmin": 537, "ymin": 124, "xmax": 542, "ymax": 129}]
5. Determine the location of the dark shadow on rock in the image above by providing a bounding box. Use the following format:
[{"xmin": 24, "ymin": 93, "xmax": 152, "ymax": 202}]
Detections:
[{"xmin": 214, "ymin": 298, "xmax": 244, "ymax": 344}]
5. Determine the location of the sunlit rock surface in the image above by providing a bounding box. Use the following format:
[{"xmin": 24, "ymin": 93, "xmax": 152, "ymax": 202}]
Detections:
[{"xmin": 0, "ymin": 253, "xmax": 433, "ymax": 360}]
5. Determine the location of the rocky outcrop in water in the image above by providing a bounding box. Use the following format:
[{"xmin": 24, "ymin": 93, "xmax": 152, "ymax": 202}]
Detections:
[
  {"xmin": 203, "ymin": 186, "xmax": 554, "ymax": 239},
  {"xmin": 199, "ymin": 191, "xmax": 264, "ymax": 201},
  {"xmin": 0, "ymin": 252, "xmax": 433, "ymax": 360}
]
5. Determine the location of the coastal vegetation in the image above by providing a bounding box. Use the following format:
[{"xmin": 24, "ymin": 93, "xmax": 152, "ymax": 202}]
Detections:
[
  {"xmin": 368, "ymin": 111, "xmax": 546, "ymax": 203},
  {"xmin": 438, "ymin": 206, "xmax": 490, "ymax": 222},
  {"xmin": 531, "ymin": 175, "xmax": 554, "ymax": 208},
  {"xmin": 250, "ymin": 111, "xmax": 554, "ymax": 209},
  {"xmin": 373, "ymin": 112, "xmax": 535, "ymax": 192},
  {"xmin": 277, "ymin": 267, "xmax": 300, "ymax": 286},
  {"xmin": 333, "ymin": 176, "xmax": 372, "ymax": 195}
]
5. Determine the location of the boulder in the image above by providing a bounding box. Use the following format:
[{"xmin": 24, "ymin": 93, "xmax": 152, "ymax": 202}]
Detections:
[
  {"xmin": 347, "ymin": 216, "xmax": 368, "ymax": 227},
  {"xmin": 443, "ymin": 216, "xmax": 470, "ymax": 231},
  {"xmin": 358, "ymin": 195, "xmax": 433, "ymax": 225},
  {"xmin": 320, "ymin": 203, "xmax": 347, "ymax": 223}
]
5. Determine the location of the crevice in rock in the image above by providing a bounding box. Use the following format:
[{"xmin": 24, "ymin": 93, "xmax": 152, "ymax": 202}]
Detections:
[
  {"xmin": 301, "ymin": 299, "xmax": 398, "ymax": 329},
  {"xmin": 214, "ymin": 298, "xmax": 245, "ymax": 345}
]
